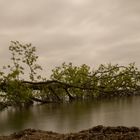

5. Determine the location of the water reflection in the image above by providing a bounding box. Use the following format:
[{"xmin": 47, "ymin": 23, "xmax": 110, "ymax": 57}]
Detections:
[{"xmin": 0, "ymin": 96, "xmax": 140, "ymax": 135}]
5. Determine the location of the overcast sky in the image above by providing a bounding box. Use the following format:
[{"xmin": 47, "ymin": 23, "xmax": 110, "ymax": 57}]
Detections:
[{"xmin": 0, "ymin": 0, "xmax": 140, "ymax": 77}]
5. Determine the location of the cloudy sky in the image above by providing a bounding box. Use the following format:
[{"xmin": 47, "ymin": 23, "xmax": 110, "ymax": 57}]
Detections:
[{"xmin": 0, "ymin": 0, "xmax": 140, "ymax": 77}]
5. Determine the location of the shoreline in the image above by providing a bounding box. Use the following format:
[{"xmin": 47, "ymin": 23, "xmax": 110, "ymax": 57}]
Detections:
[{"xmin": 1, "ymin": 125, "xmax": 140, "ymax": 140}]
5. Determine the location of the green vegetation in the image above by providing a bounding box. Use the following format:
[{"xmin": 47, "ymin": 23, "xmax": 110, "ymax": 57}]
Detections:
[{"xmin": 0, "ymin": 41, "xmax": 140, "ymax": 110}]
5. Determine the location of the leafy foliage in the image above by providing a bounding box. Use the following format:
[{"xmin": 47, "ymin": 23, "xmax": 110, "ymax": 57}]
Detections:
[
  {"xmin": 4, "ymin": 41, "xmax": 42, "ymax": 81},
  {"xmin": 0, "ymin": 41, "xmax": 43, "ymax": 107},
  {"xmin": 51, "ymin": 62, "xmax": 140, "ymax": 98},
  {"xmin": 0, "ymin": 41, "xmax": 140, "ymax": 110}
]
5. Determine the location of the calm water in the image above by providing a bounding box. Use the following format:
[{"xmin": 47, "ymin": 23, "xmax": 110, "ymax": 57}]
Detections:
[{"xmin": 0, "ymin": 96, "xmax": 140, "ymax": 135}]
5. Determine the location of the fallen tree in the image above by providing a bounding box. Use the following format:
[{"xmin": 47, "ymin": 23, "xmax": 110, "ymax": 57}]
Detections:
[{"xmin": 0, "ymin": 41, "xmax": 140, "ymax": 109}]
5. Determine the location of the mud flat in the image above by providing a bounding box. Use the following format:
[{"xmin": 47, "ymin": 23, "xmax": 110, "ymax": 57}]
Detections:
[{"xmin": 0, "ymin": 125, "xmax": 140, "ymax": 140}]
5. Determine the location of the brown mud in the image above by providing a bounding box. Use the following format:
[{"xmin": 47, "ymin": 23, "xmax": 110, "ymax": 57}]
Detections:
[{"xmin": 0, "ymin": 125, "xmax": 140, "ymax": 140}]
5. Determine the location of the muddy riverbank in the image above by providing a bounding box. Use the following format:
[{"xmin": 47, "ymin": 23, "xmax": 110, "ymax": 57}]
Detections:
[{"xmin": 0, "ymin": 125, "xmax": 140, "ymax": 140}]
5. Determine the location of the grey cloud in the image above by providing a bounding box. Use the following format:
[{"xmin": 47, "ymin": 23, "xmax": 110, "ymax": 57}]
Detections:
[
  {"xmin": 95, "ymin": 41, "xmax": 140, "ymax": 66},
  {"xmin": 0, "ymin": 0, "xmax": 140, "ymax": 77}
]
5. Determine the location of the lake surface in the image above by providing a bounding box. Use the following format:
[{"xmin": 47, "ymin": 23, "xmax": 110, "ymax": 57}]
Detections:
[{"xmin": 0, "ymin": 96, "xmax": 140, "ymax": 135}]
